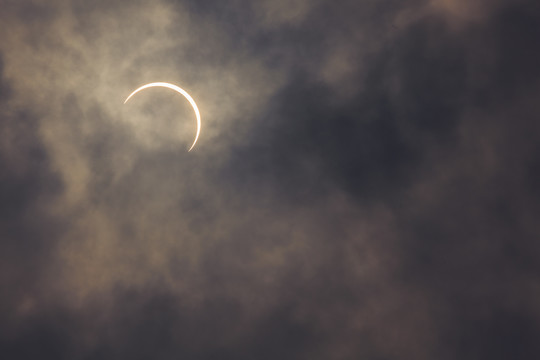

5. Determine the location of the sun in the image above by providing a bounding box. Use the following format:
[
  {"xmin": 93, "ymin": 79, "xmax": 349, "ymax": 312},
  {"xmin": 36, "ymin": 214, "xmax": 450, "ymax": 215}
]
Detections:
[{"xmin": 124, "ymin": 82, "xmax": 201, "ymax": 152}]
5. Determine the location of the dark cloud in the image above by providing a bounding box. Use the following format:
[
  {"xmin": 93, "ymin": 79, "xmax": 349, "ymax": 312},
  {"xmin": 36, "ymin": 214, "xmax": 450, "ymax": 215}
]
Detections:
[
  {"xmin": 1, "ymin": 0, "xmax": 540, "ymax": 359},
  {"xmin": 0, "ymin": 52, "xmax": 64, "ymax": 342}
]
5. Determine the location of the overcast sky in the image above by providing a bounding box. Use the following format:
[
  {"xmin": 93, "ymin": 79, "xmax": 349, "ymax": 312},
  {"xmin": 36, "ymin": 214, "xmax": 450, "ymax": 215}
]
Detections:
[{"xmin": 1, "ymin": 0, "xmax": 540, "ymax": 359}]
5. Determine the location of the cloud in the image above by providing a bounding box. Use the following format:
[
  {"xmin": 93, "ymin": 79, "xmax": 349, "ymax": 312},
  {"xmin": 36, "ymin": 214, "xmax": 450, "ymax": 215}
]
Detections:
[{"xmin": 1, "ymin": 0, "xmax": 540, "ymax": 359}]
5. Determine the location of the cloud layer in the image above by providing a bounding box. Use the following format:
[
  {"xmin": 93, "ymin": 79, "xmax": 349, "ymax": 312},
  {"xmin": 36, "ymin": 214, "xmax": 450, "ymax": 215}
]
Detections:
[{"xmin": 1, "ymin": 0, "xmax": 540, "ymax": 359}]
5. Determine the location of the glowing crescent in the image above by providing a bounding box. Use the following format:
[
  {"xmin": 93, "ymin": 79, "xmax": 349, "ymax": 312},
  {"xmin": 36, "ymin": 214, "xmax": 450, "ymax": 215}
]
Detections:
[{"xmin": 124, "ymin": 82, "xmax": 201, "ymax": 152}]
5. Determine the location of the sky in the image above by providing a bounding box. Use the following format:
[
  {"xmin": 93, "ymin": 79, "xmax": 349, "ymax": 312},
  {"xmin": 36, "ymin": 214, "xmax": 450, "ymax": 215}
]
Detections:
[{"xmin": 1, "ymin": 0, "xmax": 540, "ymax": 359}]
